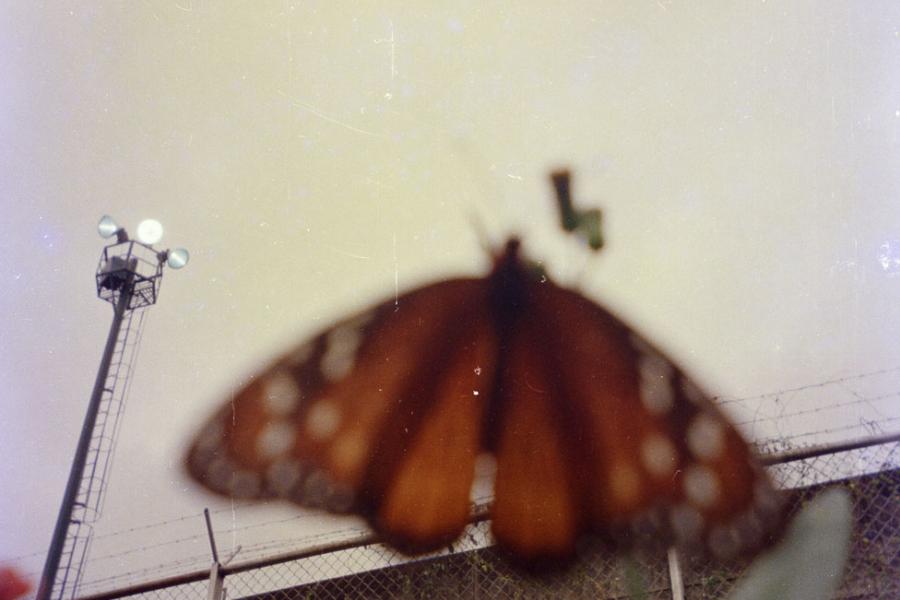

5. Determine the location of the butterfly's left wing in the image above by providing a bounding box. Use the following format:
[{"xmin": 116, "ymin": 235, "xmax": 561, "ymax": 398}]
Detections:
[
  {"xmin": 488, "ymin": 275, "xmax": 783, "ymax": 563},
  {"xmin": 186, "ymin": 278, "xmax": 499, "ymax": 553}
]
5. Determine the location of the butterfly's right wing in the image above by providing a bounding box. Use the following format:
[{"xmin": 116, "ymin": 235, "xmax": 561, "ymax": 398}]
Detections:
[
  {"xmin": 185, "ymin": 277, "xmax": 498, "ymax": 552},
  {"xmin": 488, "ymin": 275, "xmax": 783, "ymax": 564},
  {"xmin": 536, "ymin": 280, "xmax": 784, "ymax": 557}
]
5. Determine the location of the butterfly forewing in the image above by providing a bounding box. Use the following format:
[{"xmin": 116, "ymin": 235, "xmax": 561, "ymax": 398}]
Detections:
[{"xmin": 187, "ymin": 278, "xmax": 489, "ymax": 518}]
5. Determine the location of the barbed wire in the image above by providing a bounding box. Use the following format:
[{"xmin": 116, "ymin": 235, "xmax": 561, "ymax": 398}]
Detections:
[
  {"xmin": 0, "ymin": 502, "xmax": 350, "ymax": 566},
  {"xmin": 716, "ymin": 364, "xmax": 900, "ymax": 405},
  {"xmin": 74, "ymin": 527, "xmax": 373, "ymax": 595}
]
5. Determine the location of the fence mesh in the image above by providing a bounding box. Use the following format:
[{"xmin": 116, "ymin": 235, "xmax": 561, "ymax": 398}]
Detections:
[{"xmin": 73, "ymin": 439, "xmax": 898, "ymax": 600}]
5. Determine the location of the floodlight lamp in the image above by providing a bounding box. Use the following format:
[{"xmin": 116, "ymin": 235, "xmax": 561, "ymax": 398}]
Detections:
[
  {"xmin": 136, "ymin": 219, "xmax": 164, "ymax": 245},
  {"xmin": 98, "ymin": 215, "xmax": 120, "ymax": 239},
  {"xmin": 166, "ymin": 248, "xmax": 190, "ymax": 269}
]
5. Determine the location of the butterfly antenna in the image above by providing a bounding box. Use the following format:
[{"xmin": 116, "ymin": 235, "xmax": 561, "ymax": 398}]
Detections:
[{"xmin": 466, "ymin": 210, "xmax": 497, "ymax": 258}]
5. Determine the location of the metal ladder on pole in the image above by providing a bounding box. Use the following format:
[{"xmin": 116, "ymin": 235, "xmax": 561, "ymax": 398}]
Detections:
[{"xmin": 49, "ymin": 309, "xmax": 147, "ymax": 599}]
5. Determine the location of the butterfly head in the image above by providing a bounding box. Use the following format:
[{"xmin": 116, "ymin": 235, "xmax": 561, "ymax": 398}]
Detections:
[
  {"xmin": 491, "ymin": 237, "xmax": 550, "ymax": 283},
  {"xmin": 484, "ymin": 238, "xmax": 556, "ymax": 342}
]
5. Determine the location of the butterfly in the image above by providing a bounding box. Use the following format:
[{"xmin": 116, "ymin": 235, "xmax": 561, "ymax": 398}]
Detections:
[{"xmin": 185, "ymin": 172, "xmax": 784, "ymax": 567}]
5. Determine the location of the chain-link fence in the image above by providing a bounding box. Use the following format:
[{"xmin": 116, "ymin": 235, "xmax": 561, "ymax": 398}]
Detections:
[{"xmin": 75, "ymin": 437, "xmax": 898, "ymax": 600}]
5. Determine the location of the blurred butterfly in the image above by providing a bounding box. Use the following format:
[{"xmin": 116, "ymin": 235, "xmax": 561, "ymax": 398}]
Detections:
[{"xmin": 185, "ymin": 171, "xmax": 783, "ymax": 566}]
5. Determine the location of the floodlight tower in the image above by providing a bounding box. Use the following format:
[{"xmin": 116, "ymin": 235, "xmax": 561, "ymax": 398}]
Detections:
[{"xmin": 37, "ymin": 217, "xmax": 189, "ymax": 600}]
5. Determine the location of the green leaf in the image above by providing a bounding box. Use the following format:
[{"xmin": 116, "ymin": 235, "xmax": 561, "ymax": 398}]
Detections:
[{"xmin": 727, "ymin": 488, "xmax": 852, "ymax": 600}]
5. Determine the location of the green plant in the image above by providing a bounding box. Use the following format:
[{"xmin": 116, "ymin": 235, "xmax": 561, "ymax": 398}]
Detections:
[{"xmin": 727, "ymin": 488, "xmax": 852, "ymax": 600}]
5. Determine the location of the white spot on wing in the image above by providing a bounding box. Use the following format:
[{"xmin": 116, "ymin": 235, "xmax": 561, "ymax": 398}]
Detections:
[
  {"xmin": 320, "ymin": 312, "xmax": 374, "ymax": 382},
  {"xmin": 472, "ymin": 453, "xmax": 497, "ymax": 503},
  {"xmin": 708, "ymin": 525, "xmax": 741, "ymax": 559},
  {"xmin": 266, "ymin": 459, "xmax": 303, "ymax": 495},
  {"xmin": 641, "ymin": 434, "xmax": 678, "ymax": 477},
  {"xmin": 683, "ymin": 465, "xmax": 720, "ymax": 508},
  {"xmin": 229, "ymin": 471, "xmax": 262, "ymax": 498},
  {"xmin": 686, "ymin": 413, "xmax": 726, "ymax": 461},
  {"xmin": 264, "ymin": 373, "xmax": 301, "ymax": 415},
  {"xmin": 256, "ymin": 420, "xmax": 297, "ymax": 459},
  {"xmin": 733, "ymin": 509, "xmax": 764, "ymax": 549},
  {"xmin": 192, "ymin": 422, "xmax": 224, "ymax": 467},
  {"xmin": 288, "ymin": 342, "xmax": 314, "ymax": 366},
  {"xmin": 631, "ymin": 335, "xmax": 674, "ymax": 415},
  {"xmin": 670, "ymin": 503, "xmax": 704, "ymax": 543},
  {"xmin": 320, "ymin": 334, "xmax": 359, "ymax": 381},
  {"xmin": 306, "ymin": 400, "xmax": 341, "ymax": 440},
  {"xmin": 300, "ymin": 470, "xmax": 332, "ymax": 507},
  {"xmin": 753, "ymin": 479, "xmax": 783, "ymax": 516},
  {"xmin": 206, "ymin": 457, "xmax": 234, "ymax": 491},
  {"xmin": 197, "ymin": 422, "xmax": 224, "ymax": 451},
  {"xmin": 326, "ymin": 483, "xmax": 355, "ymax": 512}
]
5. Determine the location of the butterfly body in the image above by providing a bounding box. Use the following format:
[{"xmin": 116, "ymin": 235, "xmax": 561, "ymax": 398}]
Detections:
[{"xmin": 187, "ymin": 238, "xmax": 782, "ymax": 566}]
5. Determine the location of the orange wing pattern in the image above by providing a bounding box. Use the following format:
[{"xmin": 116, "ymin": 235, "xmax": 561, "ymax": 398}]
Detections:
[{"xmin": 186, "ymin": 240, "xmax": 784, "ymax": 566}]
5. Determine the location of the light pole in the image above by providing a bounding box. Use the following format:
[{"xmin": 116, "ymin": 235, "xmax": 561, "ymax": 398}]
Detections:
[{"xmin": 37, "ymin": 217, "xmax": 189, "ymax": 600}]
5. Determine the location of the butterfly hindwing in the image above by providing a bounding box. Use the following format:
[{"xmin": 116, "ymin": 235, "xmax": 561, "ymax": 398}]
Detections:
[
  {"xmin": 371, "ymin": 305, "xmax": 498, "ymax": 552},
  {"xmin": 490, "ymin": 314, "xmax": 583, "ymax": 563}
]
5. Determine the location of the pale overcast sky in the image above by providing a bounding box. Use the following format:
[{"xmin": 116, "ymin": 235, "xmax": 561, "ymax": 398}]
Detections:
[{"xmin": 1, "ymin": 2, "xmax": 899, "ymax": 594}]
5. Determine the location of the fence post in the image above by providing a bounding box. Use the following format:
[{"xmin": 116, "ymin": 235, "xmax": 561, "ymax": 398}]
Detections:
[
  {"xmin": 204, "ymin": 509, "xmax": 225, "ymax": 600},
  {"xmin": 207, "ymin": 562, "xmax": 224, "ymax": 600},
  {"xmin": 667, "ymin": 547, "xmax": 685, "ymax": 600}
]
